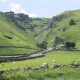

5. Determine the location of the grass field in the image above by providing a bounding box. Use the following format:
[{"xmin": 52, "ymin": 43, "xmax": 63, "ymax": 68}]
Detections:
[
  {"xmin": 0, "ymin": 48, "xmax": 39, "ymax": 55},
  {"xmin": 1, "ymin": 50, "xmax": 80, "ymax": 80},
  {"xmin": 1, "ymin": 68, "xmax": 80, "ymax": 80},
  {"xmin": 0, "ymin": 50, "xmax": 80, "ymax": 70}
]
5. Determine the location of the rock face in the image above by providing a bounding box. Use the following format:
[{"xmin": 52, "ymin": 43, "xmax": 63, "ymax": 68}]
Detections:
[
  {"xmin": 5, "ymin": 11, "xmax": 14, "ymax": 19},
  {"xmin": 5, "ymin": 11, "xmax": 29, "ymax": 21},
  {"xmin": 18, "ymin": 13, "xmax": 29, "ymax": 21},
  {"xmin": 52, "ymin": 15, "xmax": 64, "ymax": 22},
  {"xmin": 54, "ymin": 36, "xmax": 64, "ymax": 45}
]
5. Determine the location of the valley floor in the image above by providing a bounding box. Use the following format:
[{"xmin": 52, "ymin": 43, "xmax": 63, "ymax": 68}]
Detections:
[
  {"xmin": 0, "ymin": 50, "xmax": 80, "ymax": 80},
  {"xmin": 0, "ymin": 50, "xmax": 80, "ymax": 70}
]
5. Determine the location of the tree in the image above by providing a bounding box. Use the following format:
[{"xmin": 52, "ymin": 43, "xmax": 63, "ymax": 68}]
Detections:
[
  {"xmin": 71, "ymin": 42, "xmax": 76, "ymax": 48},
  {"xmin": 65, "ymin": 42, "xmax": 76, "ymax": 49},
  {"xmin": 69, "ymin": 19, "xmax": 76, "ymax": 26},
  {"xmin": 65, "ymin": 42, "xmax": 71, "ymax": 49},
  {"xmin": 36, "ymin": 41, "xmax": 48, "ymax": 49}
]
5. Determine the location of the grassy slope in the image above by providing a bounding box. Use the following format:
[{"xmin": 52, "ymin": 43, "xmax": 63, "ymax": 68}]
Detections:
[
  {"xmin": 0, "ymin": 12, "xmax": 38, "ymax": 54},
  {"xmin": 1, "ymin": 10, "xmax": 80, "ymax": 54},
  {"xmin": 25, "ymin": 18, "xmax": 51, "ymax": 43},
  {"xmin": 35, "ymin": 18, "xmax": 51, "ymax": 43},
  {"xmin": 0, "ymin": 11, "xmax": 51, "ymax": 54},
  {"xmin": 45, "ymin": 10, "xmax": 80, "ymax": 49},
  {"xmin": 12, "ymin": 14, "xmax": 51, "ymax": 44}
]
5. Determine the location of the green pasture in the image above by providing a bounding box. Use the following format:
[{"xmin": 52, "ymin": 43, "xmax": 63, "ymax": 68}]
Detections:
[
  {"xmin": 2, "ymin": 68, "xmax": 80, "ymax": 80},
  {"xmin": 0, "ymin": 48, "xmax": 38, "ymax": 54},
  {"xmin": 0, "ymin": 50, "xmax": 80, "ymax": 70}
]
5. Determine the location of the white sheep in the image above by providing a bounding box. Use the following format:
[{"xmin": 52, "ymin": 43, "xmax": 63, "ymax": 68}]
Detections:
[{"xmin": 13, "ymin": 61, "xmax": 16, "ymax": 64}]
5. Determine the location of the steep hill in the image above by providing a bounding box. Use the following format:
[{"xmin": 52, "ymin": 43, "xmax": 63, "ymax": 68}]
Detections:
[
  {"xmin": 0, "ymin": 12, "xmax": 36, "ymax": 47},
  {"xmin": 5, "ymin": 12, "xmax": 51, "ymax": 41},
  {"xmin": 45, "ymin": 10, "xmax": 80, "ymax": 49},
  {"xmin": 0, "ymin": 10, "xmax": 80, "ymax": 54},
  {"xmin": 0, "ymin": 11, "xmax": 51, "ymax": 54}
]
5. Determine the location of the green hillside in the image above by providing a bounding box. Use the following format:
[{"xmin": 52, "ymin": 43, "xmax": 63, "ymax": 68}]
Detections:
[
  {"xmin": 0, "ymin": 11, "xmax": 51, "ymax": 54},
  {"xmin": 0, "ymin": 12, "xmax": 38, "ymax": 54},
  {"xmin": 5, "ymin": 12, "xmax": 51, "ymax": 43},
  {"xmin": 45, "ymin": 10, "xmax": 80, "ymax": 49},
  {"xmin": 1, "ymin": 10, "xmax": 80, "ymax": 80},
  {"xmin": 0, "ymin": 10, "xmax": 80, "ymax": 54}
]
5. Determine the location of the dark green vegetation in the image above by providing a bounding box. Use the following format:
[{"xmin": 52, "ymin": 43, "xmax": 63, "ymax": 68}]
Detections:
[
  {"xmin": 69, "ymin": 19, "xmax": 76, "ymax": 26},
  {"xmin": 36, "ymin": 41, "xmax": 48, "ymax": 49},
  {"xmin": 65, "ymin": 42, "xmax": 76, "ymax": 49}
]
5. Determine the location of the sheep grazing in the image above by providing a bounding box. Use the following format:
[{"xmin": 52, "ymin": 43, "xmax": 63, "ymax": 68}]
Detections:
[
  {"xmin": 40, "ymin": 63, "xmax": 49, "ymax": 69},
  {"xmin": 13, "ymin": 61, "xmax": 16, "ymax": 64}
]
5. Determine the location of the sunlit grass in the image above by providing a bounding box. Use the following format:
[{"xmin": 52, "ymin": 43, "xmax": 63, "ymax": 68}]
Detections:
[{"xmin": 0, "ymin": 50, "xmax": 80, "ymax": 70}]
